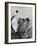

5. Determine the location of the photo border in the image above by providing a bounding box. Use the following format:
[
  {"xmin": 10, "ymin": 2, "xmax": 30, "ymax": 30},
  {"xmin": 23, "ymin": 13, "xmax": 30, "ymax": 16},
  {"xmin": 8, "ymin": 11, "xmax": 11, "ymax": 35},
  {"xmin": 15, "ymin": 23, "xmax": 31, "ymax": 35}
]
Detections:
[{"xmin": 5, "ymin": 2, "xmax": 36, "ymax": 44}]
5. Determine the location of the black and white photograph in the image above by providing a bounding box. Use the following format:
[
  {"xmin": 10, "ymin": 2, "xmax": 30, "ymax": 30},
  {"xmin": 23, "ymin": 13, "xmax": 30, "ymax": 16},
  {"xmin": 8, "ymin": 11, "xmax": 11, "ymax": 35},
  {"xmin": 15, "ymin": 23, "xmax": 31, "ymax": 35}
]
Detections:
[
  {"xmin": 5, "ymin": 2, "xmax": 36, "ymax": 44},
  {"xmin": 11, "ymin": 6, "xmax": 32, "ymax": 39}
]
